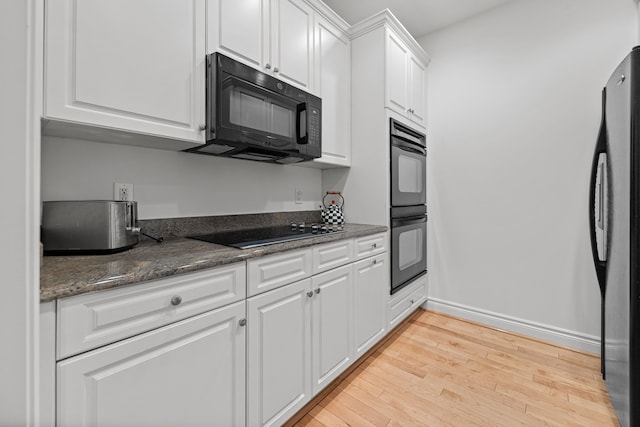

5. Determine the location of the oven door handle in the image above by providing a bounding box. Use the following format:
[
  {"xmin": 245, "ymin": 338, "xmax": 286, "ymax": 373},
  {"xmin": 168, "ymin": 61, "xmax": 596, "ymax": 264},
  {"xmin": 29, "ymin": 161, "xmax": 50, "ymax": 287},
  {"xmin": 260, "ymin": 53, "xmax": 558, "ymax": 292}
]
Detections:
[
  {"xmin": 392, "ymin": 138, "xmax": 426, "ymax": 156},
  {"xmin": 392, "ymin": 215, "xmax": 427, "ymax": 227}
]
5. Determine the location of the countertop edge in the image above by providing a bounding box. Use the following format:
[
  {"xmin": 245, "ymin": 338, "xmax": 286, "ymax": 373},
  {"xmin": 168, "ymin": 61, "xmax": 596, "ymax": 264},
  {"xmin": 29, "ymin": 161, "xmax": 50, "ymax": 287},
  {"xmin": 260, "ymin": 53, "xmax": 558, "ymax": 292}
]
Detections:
[{"xmin": 40, "ymin": 224, "xmax": 387, "ymax": 302}]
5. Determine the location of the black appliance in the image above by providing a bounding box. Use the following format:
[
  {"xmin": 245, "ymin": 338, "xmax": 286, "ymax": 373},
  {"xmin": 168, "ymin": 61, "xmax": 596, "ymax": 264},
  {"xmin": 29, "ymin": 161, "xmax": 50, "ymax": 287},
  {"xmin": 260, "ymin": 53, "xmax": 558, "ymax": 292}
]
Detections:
[
  {"xmin": 390, "ymin": 118, "xmax": 427, "ymax": 294},
  {"xmin": 187, "ymin": 223, "xmax": 342, "ymax": 249},
  {"xmin": 589, "ymin": 46, "xmax": 640, "ymax": 427},
  {"xmin": 185, "ymin": 53, "xmax": 322, "ymax": 164}
]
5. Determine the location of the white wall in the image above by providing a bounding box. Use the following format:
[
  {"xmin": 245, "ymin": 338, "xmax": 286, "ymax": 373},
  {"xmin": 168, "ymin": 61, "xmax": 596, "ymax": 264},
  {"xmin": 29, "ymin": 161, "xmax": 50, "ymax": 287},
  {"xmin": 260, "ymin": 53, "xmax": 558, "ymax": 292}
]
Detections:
[
  {"xmin": 419, "ymin": 0, "xmax": 637, "ymax": 351},
  {"xmin": 41, "ymin": 137, "xmax": 322, "ymax": 219},
  {"xmin": 0, "ymin": 0, "xmax": 40, "ymax": 424}
]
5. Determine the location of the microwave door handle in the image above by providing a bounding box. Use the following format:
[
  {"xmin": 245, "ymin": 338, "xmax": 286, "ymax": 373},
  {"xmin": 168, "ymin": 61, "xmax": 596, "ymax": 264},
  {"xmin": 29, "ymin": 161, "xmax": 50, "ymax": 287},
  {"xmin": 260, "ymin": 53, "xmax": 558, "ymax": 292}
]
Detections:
[{"xmin": 296, "ymin": 103, "xmax": 308, "ymax": 144}]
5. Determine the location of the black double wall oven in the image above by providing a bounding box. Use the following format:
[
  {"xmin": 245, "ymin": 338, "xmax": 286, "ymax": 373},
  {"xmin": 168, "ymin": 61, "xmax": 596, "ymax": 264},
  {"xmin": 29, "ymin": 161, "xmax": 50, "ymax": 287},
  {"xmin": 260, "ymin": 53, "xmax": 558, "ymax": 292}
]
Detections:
[{"xmin": 390, "ymin": 118, "xmax": 427, "ymax": 294}]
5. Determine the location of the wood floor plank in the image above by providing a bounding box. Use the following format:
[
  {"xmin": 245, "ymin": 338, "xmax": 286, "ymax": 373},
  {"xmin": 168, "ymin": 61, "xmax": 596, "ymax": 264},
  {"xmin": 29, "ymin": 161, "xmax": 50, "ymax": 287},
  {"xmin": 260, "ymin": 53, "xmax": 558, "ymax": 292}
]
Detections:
[{"xmin": 293, "ymin": 309, "xmax": 620, "ymax": 427}]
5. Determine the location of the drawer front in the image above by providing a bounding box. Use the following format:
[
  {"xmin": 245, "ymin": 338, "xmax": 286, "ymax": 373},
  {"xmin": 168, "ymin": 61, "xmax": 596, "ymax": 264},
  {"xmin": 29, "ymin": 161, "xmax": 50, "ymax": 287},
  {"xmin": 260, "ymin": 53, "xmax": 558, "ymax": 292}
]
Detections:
[
  {"xmin": 57, "ymin": 263, "xmax": 246, "ymax": 359},
  {"xmin": 312, "ymin": 239, "xmax": 354, "ymax": 275},
  {"xmin": 388, "ymin": 275, "xmax": 427, "ymax": 329},
  {"xmin": 247, "ymin": 249, "xmax": 312, "ymax": 297},
  {"xmin": 354, "ymin": 233, "xmax": 387, "ymax": 260}
]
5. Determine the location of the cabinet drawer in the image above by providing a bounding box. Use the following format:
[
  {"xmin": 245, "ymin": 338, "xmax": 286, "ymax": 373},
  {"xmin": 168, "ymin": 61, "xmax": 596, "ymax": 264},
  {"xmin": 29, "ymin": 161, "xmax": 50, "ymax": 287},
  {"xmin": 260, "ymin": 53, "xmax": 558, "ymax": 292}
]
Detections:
[
  {"xmin": 312, "ymin": 239, "xmax": 354, "ymax": 274},
  {"xmin": 57, "ymin": 300, "xmax": 246, "ymax": 427},
  {"xmin": 354, "ymin": 233, "xmax": 386, "ymax": 260},
  {"xmin": 57, "ymin": 263, "xmax": 246, "ymax": 359},
  {"xmin": 247, "ymin": 249, "xmax": 312, "ymax": 297},
  {"xmin": 388, "ymin": 274, "xmax": 427, "ymax": 329}
]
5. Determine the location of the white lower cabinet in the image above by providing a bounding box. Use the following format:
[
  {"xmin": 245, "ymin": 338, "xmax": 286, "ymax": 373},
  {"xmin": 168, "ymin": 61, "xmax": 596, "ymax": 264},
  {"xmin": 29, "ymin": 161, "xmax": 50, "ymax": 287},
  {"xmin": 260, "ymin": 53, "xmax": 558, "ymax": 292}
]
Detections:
[
  {"xmin": 247, "ymin": 244, "xmax": 386, "ymax": 426},
  {"xmin": 311, "ymin": 264, "xmax": 354, "ymax": 394},
  {"xmin": 246, "ymin": 266, "xmax": 355, "ymax": 426},
  {"xmin": 354, "ymin": 252, "xmax": 388, "ymax": 358},
  {"xmin": 57, "ymin": 300, "xmax": 246, "ymax": 427},
  {"xmin": 50, "ymin": 234, "xmax": 392, "ymax": 427},
  {"xmin": 388, "ymin": 273, "xmax": 427, "ymax": 329},
  {"xmin": 247, "ymin": 279, "xmax": 312, "ymax": 427}
]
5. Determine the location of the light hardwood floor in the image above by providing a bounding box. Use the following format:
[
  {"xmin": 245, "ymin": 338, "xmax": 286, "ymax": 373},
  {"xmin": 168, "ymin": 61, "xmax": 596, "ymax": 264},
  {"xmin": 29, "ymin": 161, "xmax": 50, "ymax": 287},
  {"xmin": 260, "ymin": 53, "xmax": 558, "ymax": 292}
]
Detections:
[{"xmin": 292, "ymin": 309, "xmax": 620, "ymax": 427}]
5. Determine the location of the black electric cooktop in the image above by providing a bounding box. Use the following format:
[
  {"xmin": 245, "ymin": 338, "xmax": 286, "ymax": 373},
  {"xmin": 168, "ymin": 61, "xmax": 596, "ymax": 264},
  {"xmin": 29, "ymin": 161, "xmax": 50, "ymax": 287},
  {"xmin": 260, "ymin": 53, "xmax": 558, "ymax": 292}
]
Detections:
[{"xmin": 187, "ymin": 224, "xmax": 343, "ymax": 249}]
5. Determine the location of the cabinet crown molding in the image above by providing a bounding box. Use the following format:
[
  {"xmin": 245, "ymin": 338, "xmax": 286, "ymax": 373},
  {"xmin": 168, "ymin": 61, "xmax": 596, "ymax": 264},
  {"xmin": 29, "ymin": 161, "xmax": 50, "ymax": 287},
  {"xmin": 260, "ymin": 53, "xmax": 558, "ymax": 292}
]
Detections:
[
  {"xmin": 348, "ymin": 8, "xmax": 431, "ymax": 66},
  {"xmin": 303, "ymin": 0, "xmax": 350, "ymax": 32}
]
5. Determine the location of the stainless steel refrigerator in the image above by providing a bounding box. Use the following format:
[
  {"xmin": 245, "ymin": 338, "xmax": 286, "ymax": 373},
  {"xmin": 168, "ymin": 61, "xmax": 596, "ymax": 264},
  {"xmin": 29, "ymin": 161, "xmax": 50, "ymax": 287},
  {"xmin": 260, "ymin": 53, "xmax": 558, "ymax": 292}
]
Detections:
[{"xmin": 590, "ymin": 46, "xmax": 640, "ymax": 427}]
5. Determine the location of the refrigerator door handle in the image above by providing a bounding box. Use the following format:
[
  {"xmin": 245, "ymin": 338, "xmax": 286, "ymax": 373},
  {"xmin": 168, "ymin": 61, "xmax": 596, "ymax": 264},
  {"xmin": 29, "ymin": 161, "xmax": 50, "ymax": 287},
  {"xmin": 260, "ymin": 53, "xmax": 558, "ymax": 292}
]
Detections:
[{"xmin": 589, "ymin": 88, "xmax": 608, "ymax": 296}]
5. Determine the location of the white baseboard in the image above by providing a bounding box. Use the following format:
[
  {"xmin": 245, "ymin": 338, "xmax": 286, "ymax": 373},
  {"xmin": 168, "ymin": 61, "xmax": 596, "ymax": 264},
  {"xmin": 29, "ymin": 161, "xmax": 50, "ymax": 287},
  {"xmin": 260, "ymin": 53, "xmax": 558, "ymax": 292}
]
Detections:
[{"xmin": 424, "ymin": 298, "xmax": 600, "ymax": 355}]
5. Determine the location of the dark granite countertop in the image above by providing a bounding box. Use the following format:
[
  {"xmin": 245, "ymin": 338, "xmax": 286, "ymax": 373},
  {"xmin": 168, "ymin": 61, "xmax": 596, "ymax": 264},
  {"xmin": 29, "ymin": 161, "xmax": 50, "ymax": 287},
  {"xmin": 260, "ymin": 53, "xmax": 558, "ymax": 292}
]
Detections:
[{"xmin": 40, "ymin": 223, "xmax": 387, "ymax": 302}]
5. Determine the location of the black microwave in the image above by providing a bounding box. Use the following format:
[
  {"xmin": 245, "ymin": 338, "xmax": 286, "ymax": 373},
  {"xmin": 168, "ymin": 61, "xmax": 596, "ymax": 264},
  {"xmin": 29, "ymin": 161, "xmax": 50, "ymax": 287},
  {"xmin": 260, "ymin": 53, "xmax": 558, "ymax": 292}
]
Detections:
[{"xmin": 185, "ymin": 53, "xmax": 321, "ymax": 164}]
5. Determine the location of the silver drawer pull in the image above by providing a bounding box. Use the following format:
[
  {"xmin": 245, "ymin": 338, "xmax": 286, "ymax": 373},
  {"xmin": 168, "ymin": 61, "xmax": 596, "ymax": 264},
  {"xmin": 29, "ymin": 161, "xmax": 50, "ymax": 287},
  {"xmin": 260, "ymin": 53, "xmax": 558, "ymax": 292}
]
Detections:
[
  {"xmin": 239, "ymin": 318, "xmax": 247, "ymax": 327},
  {"xmin": 372, "ymin": 259, "xmax": 377, "ymax": 264},
  {"xmin": 170, "ymin": 295, "xmax": 183, "ymax": 306},
  {"xmin": 315, "ymin": 288, "xmax": 321, "ymax": 294},
  {"xmin": 371, "ymin": 243, "xmax": 377, "ymax": 248},
  {"xmin": 307, "ymin": 291, "xmax": 313, "ymax": 298},
  {"xmin": 410, "ymin": 299, "xmax": 415, "ymax": 305}
]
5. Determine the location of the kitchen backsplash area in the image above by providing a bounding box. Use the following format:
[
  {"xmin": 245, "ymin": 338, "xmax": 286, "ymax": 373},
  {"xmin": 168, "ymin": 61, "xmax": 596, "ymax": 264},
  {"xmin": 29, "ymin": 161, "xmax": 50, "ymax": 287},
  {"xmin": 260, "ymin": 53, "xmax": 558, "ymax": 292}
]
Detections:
[{"xmin": 41, "ymin": 136, "xmax": 322, "ymax": 219}]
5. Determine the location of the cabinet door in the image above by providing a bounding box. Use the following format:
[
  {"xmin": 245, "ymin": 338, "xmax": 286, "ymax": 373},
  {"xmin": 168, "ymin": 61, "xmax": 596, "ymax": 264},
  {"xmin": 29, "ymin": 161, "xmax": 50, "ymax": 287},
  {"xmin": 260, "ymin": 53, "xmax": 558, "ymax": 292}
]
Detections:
[
  {"xmin": 57, "ymin": 301, "xmax": 246, "ymax": 427},
  {"xmin": 314, "ymin": 16, "xmax": 351, "ymax": 166},
  {"xmin": 385, "ymin": 30, "xmax": 409, "ymax": 117},
  {"xmin": 247, "ymin": 279, "xmax": 312, "ymax": 427},
  {"xmin": 208, "ymin": 0, "xmax": 265, "ymax": 69},
  {"xmin": 353, "ymin": 253, "xmax": 388, "ymax": 358},
  {"xmin": 409, "ymin": 54, "xmax": 427, "ymax": 127},
  {"xmin": 270, "ymin": 0, "xmax": 314, "ymax": 90},
  {"xmin": 45, "ymin": 0, "xmax": 206, "ymax": 145},
  {"xmin": 311, "ymin": 264, "xmax": 354, "ymax": 394}
]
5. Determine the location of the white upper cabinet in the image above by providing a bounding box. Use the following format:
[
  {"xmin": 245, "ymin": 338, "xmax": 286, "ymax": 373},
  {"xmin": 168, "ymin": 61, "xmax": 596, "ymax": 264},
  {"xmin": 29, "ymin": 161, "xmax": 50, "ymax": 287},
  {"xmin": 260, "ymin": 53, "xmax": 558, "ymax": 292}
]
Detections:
[
  {"xmin": 385, "ymin": 28, "xmax": 427, "ymax": 128},
  {"xmin": 408, "ymin": 54, "xmax": 427, "ymax": 126},
  {"xmin": 208, "ymin": 0, "xmax": 264, "ymax": 69},
  {"xmin": 209, "ymin": 0, "xmax": 314, "ymax": 91},
  {"xmin": 44, "ymin": 0, "xmax": 206, "ymax": 148},
  {"xmin": 386, "ymin": 31, "xmax": 410, "ymax": 117},
  {"xmin": 308, "ymin": 14, "xmax": 351, "ymax": 168}
]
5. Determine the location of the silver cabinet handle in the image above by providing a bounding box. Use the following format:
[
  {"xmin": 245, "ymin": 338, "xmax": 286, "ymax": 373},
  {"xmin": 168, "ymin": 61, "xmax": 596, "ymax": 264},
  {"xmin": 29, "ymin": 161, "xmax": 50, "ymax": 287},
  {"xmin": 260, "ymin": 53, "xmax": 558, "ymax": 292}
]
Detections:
[
  {"xmin": 239, "ymin": 318, "xmax": 247, "ymax": 327},
  {"xmin": 170, "ymin": 295, "xmax": 182, "ymax": 306},
  {"xmin": 410, "ymin": 299, "xmax": 415, "ymax": 305},
  {"xmin": 307, "ymin": 291, "xmax": 313, "ymax": 298},
  {"xmin": 372, "ymin": 259, "xmax": 377, "ymax": 265},
  {"xmin": 372, "ymin": 243, "xmax": 377, "ymax": 248},
  {"xmin": 273, "ymin": 67, "xmax": 279, "ymax": 73},
  {"xmin": 199, "ymin": 124, "xmax": 206, "ymax": 131},
  {"xmin": 315, "ymin": 288, "xmax": 321, "ymax": 294},
  {"xmin": 265, "ymin": 63, "xmax": 272, "ymax": 70}
]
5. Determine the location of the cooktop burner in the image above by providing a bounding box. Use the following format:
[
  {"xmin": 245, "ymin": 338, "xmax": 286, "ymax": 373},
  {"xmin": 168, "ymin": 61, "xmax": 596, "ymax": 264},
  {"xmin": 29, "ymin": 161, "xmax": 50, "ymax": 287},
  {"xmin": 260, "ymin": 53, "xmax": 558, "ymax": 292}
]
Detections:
[{"xmin": 187, "ymin": 223, "xmax": 343, "ymax": 249}]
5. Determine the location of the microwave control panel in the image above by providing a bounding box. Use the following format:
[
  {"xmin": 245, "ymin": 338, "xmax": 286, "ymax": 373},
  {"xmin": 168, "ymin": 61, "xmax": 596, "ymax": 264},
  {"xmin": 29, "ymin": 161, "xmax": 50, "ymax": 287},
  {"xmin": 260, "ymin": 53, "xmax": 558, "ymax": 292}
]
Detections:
[{"xmin": 308, "ymin": 106, "xmax": 321, "ymax": 146}]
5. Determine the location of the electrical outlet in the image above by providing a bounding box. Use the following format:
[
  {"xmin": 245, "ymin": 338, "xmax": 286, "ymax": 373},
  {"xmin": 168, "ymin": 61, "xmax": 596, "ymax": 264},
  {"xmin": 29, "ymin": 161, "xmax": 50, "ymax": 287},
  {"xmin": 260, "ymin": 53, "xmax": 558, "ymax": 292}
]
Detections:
[
  {"xmin": 295, "ymin": 188, "xmax": 303, "ymax": 204},
  {"xmin": 114, "ymin": 183, "xmax": 134, "ymax": 201}
]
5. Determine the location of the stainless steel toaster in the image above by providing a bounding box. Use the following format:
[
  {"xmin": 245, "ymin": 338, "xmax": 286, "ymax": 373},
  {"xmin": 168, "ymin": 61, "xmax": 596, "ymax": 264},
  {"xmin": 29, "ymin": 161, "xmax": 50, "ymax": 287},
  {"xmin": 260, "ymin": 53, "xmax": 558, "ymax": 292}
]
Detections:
[{"xmin": 42, "ymin": 200, "xmax": 140, "ymax": 254}]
